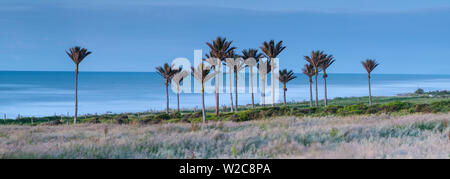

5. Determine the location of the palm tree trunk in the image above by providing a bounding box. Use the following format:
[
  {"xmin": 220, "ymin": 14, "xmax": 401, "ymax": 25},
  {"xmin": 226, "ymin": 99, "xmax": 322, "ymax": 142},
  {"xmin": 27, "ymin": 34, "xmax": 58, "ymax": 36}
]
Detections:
[
  {"xmin": 271, "ymin": 60, "xmax": 275, "ymax": 107},
  {"xmin": 283, "ymin": 84, "xmax": 287, "ymax": 105},
  {"xmin": 324, "ymin": 76, "xmax": 328, "ymax": 106},
  {"xmin": 215, "ymin": 92, "xmax": 219, "ymax": 115},
  {"xmin": 250, "ymin": 68, "xmax": 255, "ymax": 108},
  {"xmin": 177, "ymin": 84, "xmax": 180, "ymax": 113},
  {"xmin": 309, "ymin": 79, "xmax": 313, "ymax": 107},
  {"xmin": 229, "ymin": 71, "xmax": 234, "ymax": 112},
  {"xmin": 201, "ymin": 85, "xmax": 206, "ymax": 123},
  {"xmin": 165, "ymin": 81, "xmax": 169, "ymax": 114},
  {"xmin": 74, "ymin": 64, "xmax": 79, "ymax": 124},
  {"xmin": 261, "ymin": 76, "xmax": 266, "ymax": 107},
  {"xmin": 215, "ymin": 71, "xmax": 219, "ymax": 116},
  {"xmin": 368, "ymin": 74, "xmax": 372, "ymax": 105},
  {"xmin": 234, "ymin": 71, "xmax": 238, "ymax": 112},
  {"xmin": 314, "ymin": 69, "xmax": 318, "ymax": 107}
]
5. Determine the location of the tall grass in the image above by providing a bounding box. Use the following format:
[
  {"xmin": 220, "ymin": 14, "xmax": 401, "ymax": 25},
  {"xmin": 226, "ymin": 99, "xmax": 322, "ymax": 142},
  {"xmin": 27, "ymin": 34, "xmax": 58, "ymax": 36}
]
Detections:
[{"xmin": 0, "ymin": 113, "xmax": 449, "ymax": 159}]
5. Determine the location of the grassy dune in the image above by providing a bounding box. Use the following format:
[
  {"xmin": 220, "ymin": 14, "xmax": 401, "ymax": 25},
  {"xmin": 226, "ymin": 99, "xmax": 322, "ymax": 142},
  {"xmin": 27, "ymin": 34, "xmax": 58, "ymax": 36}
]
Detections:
[{"xmin": 1, "ymin": 113, "xmax": 449, "ymax": 159}]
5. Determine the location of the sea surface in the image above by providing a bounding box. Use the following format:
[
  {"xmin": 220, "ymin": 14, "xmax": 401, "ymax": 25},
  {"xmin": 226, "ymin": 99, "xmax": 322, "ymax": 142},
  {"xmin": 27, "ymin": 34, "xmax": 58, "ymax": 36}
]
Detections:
[{"xmin": 1, "ymin": 71, "xmax": 450, "ymax": 117}]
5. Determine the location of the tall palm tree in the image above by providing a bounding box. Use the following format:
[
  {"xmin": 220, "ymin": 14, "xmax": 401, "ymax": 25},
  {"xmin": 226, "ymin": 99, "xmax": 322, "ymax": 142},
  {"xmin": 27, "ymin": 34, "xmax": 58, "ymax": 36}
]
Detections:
[
  {"xmin": 156, "ymin": 63, "xmax": 180, "ymax": 114},
  {"xmin": 206, "ymin": 37, "xmax": 236, "ymax": 116},
  {"xmin": 304, "ymin": 50, "xmax": 326, "ymax": 107},
  {"xmin": 302, "ymin": 64, "xmax": 315, "ymax": 107},
  {"xmin": 191, "ymin": 63, "xmax": 216, "ymax": 123},
  {"xmin": 172, "ymin": 70, "xmax": 188, "ymax": 113},
  {"xmin": 279, "ymin": 69, "xmax": 297, "ymax": 105},
  {"xmin": 319, "ymin": 54, "xmax": 335, "ymax": 106},
  {"xmin": 260, "ymin": 40, "xmax": 286, "ymax": 107},
  {"xmin": 242, "ymin": 49, "xmax": 263, "ymax": 108},
  {"xmin": 257, "ymin": 60, "xmax": 272, "ymax": 107},
  {"xmin": 66, "ymin": 46, "xmax": 91, "ymax": 124},
  {"xmin": 361, "ymin": 59, "xmax": 379, "ymax": 105}
]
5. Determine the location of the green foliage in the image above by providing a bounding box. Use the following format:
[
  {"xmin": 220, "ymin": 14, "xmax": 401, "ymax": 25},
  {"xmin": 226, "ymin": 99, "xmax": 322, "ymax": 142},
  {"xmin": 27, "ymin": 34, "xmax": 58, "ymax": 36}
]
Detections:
[{"xmin": 155, "ymin": 113, "xmax": 170, "ymax": 120}]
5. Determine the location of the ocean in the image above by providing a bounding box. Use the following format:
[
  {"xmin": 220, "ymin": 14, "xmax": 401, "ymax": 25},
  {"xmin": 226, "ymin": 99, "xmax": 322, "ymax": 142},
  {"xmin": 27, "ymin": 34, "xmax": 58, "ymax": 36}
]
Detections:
[{"xmin": 1, "ymin": 71, "xmax": 450, "ymax": 117}]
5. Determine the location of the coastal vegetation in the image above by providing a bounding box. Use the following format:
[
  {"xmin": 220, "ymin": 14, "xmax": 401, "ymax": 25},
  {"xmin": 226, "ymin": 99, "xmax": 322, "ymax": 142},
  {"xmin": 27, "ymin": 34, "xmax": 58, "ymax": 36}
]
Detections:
[
  {"xmin": 1, "ymin": 113, "xmax": 449, "ymax": 159},
  {"xmin": 1, "ymin": 94, "xmax": 448, "ymax": 126}
]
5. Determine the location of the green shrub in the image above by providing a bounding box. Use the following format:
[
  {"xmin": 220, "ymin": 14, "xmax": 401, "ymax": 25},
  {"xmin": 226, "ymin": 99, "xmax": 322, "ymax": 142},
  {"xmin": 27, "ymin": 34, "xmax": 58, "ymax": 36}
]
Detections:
[
  {"xmin": 324, "ymin": 105, "xmax": 341, "ymax": 114},
  {"xmin": 413, "ymin": 104, "xmax": 432, "ymax": 113},
  {"xmin": 380, "ymin": 101, "xmax": 413, "ymax": 112},
  {"xmin": 338, "ymin": 104, "xmax": 367, "ymax": 115},
  {"xmin": 155, "ymin": 113, "xmax": 171, "ymax": 120},
  {"xmin": 366, "ymin": 104, "xmax": 381, "ymax": 114},
  {"xmin": 429, "ymin": 100, "xmax": 450, "ymax": 112}
]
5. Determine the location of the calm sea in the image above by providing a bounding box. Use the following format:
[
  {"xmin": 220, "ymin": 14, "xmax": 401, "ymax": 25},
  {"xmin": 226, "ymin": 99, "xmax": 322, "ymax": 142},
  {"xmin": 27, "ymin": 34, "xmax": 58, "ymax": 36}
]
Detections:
[{"xmin": 1, "ymin": 71, "xmax": 450, "ymax": 117}]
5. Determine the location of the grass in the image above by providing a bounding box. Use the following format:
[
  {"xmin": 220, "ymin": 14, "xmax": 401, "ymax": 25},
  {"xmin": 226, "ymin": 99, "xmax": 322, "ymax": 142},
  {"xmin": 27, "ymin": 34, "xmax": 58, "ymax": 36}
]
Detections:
[{"xmin": 0, "ymin": 113, "xmax": 449, "ymax": 159}]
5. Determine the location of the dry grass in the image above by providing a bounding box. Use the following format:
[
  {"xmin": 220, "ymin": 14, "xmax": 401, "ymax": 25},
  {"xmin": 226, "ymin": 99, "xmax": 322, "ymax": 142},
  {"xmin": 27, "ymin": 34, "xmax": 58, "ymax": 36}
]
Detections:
[{"xmin": 0, "ymin": 113, "xmax": 449, "ymax": 159}]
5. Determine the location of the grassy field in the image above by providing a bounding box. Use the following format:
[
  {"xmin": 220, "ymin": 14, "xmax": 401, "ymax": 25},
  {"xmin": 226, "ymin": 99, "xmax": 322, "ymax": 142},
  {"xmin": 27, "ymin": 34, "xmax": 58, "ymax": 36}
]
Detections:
[{"xmin": 0, "ymin": 112, "xmax": 449, "ymax": 159}]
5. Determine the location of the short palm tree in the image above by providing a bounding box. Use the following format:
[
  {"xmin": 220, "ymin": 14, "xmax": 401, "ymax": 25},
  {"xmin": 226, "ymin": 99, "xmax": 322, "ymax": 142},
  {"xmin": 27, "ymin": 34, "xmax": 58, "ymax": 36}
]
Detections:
[
  {"xmin": 191, "ymin": 63, "xmax": 216, "ymax": 123},
  {"xmin": 260, "ymin": 40, "xmax": 286, "ymax": 107},
  {"xmin": 242, "ymin": 49, "xmax": 263, "ymax": 108},
  {"xmin": 66, "ymin": 46, "xmax": 91, "ymax": 124},
  {"xmin": 302, "ymin": 64, "xmax": 315, "ymax": 107},
  {"xmin": 156, "ymin": 63, "xmax": 180, "ymax": 114},
  {"xmin": 304, "ymin": 50, "xmax": 326, "ymax": 107},
  {"xmin": 319, "ymin": 54, "xmax": 335, "ymax": 106},
  {"xmin": 224, "ymin": 50, "xmax": 238, "ymax": 112},
  {"xmin": 361, "ymin": 59, "xmax": 379, "ymax": 105},
  {"xmin": 172, "ymin": 70, "xmax": 188, "ymax": 113},
  {"xmin": 206, "ymin": 37, "xmax": 236, "ymax": 116},
  {"xmin": 279, "ymin": 69, "xmax": 297, "ymax": 105}
]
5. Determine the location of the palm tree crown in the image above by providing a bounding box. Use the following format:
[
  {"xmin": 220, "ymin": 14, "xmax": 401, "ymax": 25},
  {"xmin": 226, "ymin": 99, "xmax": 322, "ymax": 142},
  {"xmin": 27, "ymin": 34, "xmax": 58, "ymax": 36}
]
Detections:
[
  {"xmin": 260, "ymin": 40, "xmax": 286, "ymax": 59},
  {"xmin": 66, "ymin": 46, "xmax": 92, "ymax": 66},
  {"xmin": 320, "ymin": 55, "xmax": 335, "ymax": 78},
  {"xmin": 279, "ymin": 69, "xmax": 297, "ymax": 84},
  {"xmin": 206, "ymin": 37, "xmax": 236, "ymax": 60},
  {"xmin": 304, "ymin": 50, "xmax": 326, "ymax": 69},
  {"xmin": 362, "ymin": 59, "xmax": 379, "ymax": 75},
  {"xmin": 241, "ymin": 49, "xmax": 263, "ymax": 61},
  {"xmin": 156, "ymin": 63, "xmax": 180, "ymax": 84},
  {"xmin": 302, "ymin": 64, "xmax": 315, "ymax": 80}
]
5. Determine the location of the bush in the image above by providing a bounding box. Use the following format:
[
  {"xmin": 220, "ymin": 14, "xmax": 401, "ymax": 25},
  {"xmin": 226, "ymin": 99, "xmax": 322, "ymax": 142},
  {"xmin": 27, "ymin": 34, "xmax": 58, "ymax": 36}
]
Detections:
[
  {"xmin": 324, "ymin": 105, "xmax": 341, "ymax": 114},
  {"xmin": 155, "ymin": 113, "xmax": 171, "ymax": 120},
  {"xmin": 429, "ymin": 100, "xmax": 450, "ymax": 112},
  {"xmin": 413, "ymin": 104, "xmax": 432, "ymax": 113},
  {"xmin": 338, "ymin": 104, "xmax": 367, "ymax": 115},
  {"xmin": 380, "ymin": 101, "xmax": 413, "ymax": 112},
  {"xmin": 366, "ymin": 104, "xmax": 381, "ymax": 114}
]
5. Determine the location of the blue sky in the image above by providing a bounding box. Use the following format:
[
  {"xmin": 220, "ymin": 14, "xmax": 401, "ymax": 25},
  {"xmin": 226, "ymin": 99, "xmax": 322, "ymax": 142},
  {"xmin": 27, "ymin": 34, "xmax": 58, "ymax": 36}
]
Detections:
[{"xmin": 1, "ymin": 0, "xmax": 450, "ymax": 74}]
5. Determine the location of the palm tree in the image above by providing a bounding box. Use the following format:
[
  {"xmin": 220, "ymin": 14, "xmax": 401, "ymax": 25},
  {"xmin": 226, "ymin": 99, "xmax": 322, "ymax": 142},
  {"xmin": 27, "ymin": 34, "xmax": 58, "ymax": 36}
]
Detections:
[
  {"xmin": 206, "ymin": 37, "xmax": 236, "ymax": 116},
  {"xmin": 172, "ymin": 70, "xmax": 188, "ymax": 113},
  {"xmin": 302, "ymin": 64, "xmax": 315, "ymax": 107},
  {"xmin": 260, "ymin": 40, "xmax": 286, "ymax": 107},
  {"xmin": 156, "ymin": 63, "xmax": 180, "ymax": 114},
  {"xmin": 362, "ymin": 59, "xmax": 379, "ymax": 105},
  {"xmin": 191, "ymin": 63, "xmax": 216, "ymax": 123},
  {"xmin": 66, "ymin": 46, "xmax": 91, "ymax": 124},
  {"xmin": 319, "ymin": 54, "xmax": 335, "ymax": 106},
  {"xmin": 279, "ymin": 69, "xmax": 297, "ymax": 105},
  {"xmin": 242, "ymin": 49, "xmax": 263, "ymax": 108},
  {"xmin": 257, "ymin": 60, "xmax": 272, "ymax": 107},
  {"xmin": 224, "ymin": 50, "xmax": 239, "ymax": 112},
  {"xmin": 304, "ymin": 50, "xmax": 326, "ymax": 107}
]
